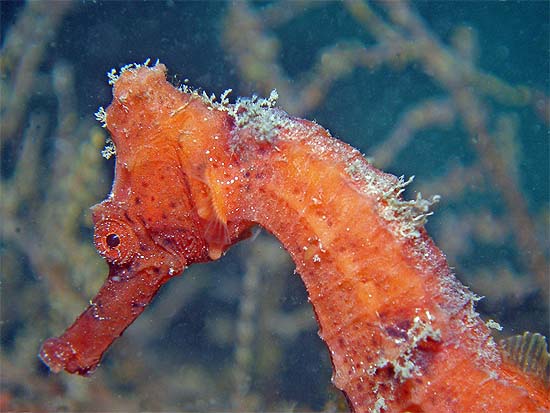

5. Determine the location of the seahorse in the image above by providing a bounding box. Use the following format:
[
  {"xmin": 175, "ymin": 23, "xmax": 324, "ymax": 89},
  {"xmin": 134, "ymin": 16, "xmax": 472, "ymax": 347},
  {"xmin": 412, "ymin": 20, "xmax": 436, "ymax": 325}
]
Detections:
[{"xmin": 39, "ymin": 63, "xmax": 549, "ymax": 413}]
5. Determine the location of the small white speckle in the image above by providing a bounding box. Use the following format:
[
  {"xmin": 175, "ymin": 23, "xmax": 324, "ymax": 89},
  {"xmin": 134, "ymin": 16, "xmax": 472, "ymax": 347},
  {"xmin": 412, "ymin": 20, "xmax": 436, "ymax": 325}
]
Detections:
[{"xmin": 486, "ymin": 319, "xmax": 503, "ymax": 331}]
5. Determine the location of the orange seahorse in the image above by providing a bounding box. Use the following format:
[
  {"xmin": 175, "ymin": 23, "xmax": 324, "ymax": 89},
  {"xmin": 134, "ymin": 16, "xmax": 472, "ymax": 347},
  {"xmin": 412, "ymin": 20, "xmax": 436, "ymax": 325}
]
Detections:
[{"xmin": 39, "ymin": 63, "xmax": 549, "ymax": 413}]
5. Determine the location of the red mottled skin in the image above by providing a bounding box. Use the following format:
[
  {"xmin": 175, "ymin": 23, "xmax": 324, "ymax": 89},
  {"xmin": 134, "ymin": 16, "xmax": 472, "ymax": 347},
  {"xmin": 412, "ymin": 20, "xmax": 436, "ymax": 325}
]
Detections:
[{"xmin": 40, "ymin": 64, "xmax": 549, "ymax": 412}]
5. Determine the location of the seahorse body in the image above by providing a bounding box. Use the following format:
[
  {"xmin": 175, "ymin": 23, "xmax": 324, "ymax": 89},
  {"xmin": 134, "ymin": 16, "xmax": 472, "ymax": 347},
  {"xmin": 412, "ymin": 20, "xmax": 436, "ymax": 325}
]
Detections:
[{"xmin": 40, "ymin": 64, "xmax": 549, "ymax": 412}]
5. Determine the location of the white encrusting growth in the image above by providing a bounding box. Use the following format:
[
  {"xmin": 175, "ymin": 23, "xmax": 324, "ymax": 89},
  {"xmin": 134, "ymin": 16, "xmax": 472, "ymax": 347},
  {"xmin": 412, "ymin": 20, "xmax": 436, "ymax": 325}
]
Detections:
[
  {"xmin": 94, "ymin": 106, "xmax": 107, "ymax": 128},
  {"xmin": 94, "ymin": 106, "xmax": 115, "ymax": 159},
  {"xmin": 106, "ymin": 58, "xmax": 156, "ymax": 86},
  {"xmin": 372, "ymin": 396, "xmax": 387, "ymax": 413},
  {"xmin": 223, "ymin": 90, "xmax": 293, "ymax": 143},
  {"xmin": 486, "ymin": 319, "xmax": 503, "ymax": 331},
  {"xmin": 345, "ymin": 158, "xmax": 440, "ymax": 239},
  {"xmin": 101, "ymin": 138, "xmax": 116, "ymax": 160},
  {"xmin": 219, "ymin": 88, "xmax": 232, "ymax": 106},
  {"xmin": 370, "ymin": 311, "xmax": 441, "ymax": 383},
  {"xmin": 96, "ymin": 59, "xmax": 160, "ymax": 158}
]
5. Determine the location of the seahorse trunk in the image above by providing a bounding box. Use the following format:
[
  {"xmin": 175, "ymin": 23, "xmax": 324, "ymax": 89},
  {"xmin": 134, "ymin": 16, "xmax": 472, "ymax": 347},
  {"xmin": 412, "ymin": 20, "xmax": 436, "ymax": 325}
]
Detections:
[{"xmin": 217, "ymin": 114, "xmax": 548, "ymax": 412}]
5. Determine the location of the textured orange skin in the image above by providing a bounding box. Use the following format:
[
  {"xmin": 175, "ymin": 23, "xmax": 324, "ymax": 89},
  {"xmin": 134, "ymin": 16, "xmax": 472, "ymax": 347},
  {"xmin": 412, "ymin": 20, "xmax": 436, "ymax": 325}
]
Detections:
[{"xmin": 40, "ymin": 65, "xmax": 549, "ymax": 412}]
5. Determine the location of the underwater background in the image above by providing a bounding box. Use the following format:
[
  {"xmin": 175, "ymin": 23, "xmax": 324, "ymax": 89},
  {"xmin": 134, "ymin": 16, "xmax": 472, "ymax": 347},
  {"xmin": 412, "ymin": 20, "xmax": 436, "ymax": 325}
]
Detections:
[{"xmin": 1, "ymin": 1, "xmax": 548, "ymax": 411}]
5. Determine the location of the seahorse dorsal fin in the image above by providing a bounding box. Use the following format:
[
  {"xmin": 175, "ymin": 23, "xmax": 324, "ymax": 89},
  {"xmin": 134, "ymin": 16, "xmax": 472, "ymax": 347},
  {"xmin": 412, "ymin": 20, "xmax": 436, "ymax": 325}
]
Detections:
[{"xmin": 500, "ymin": 331, "xmax": 550, "ymax": 388}]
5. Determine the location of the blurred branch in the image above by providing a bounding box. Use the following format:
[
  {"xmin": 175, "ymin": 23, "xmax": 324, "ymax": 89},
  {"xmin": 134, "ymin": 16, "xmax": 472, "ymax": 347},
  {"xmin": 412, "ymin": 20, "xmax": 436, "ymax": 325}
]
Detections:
[{"xmin": 0, "ymin": 1, "xmax": 73, "ymax": 144}]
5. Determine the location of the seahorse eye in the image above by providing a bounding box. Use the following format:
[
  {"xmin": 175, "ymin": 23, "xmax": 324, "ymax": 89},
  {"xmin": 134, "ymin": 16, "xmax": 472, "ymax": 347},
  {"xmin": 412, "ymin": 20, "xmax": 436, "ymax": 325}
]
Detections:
[
  {"xmin": 106, "ymin": 233, "xmax": 120, "ymax": 248},
  {"xmin": 94, "ymin": 219, "xmax": 137, "ymax": 265}
]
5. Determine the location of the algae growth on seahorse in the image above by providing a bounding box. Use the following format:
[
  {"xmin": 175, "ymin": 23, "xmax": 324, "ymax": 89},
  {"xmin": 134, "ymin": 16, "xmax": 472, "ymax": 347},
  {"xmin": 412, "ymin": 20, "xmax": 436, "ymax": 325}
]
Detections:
[{"xmin": 39, "ymin": 63, "xmax": 549, "ymax": 413}]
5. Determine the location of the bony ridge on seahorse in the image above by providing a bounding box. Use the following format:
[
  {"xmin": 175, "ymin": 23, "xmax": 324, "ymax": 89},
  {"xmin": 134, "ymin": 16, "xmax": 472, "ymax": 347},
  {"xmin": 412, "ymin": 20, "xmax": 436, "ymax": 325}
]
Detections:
[{"xmin": 39, "ymin": 62, "xmax": 549, "ymax": 413}]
